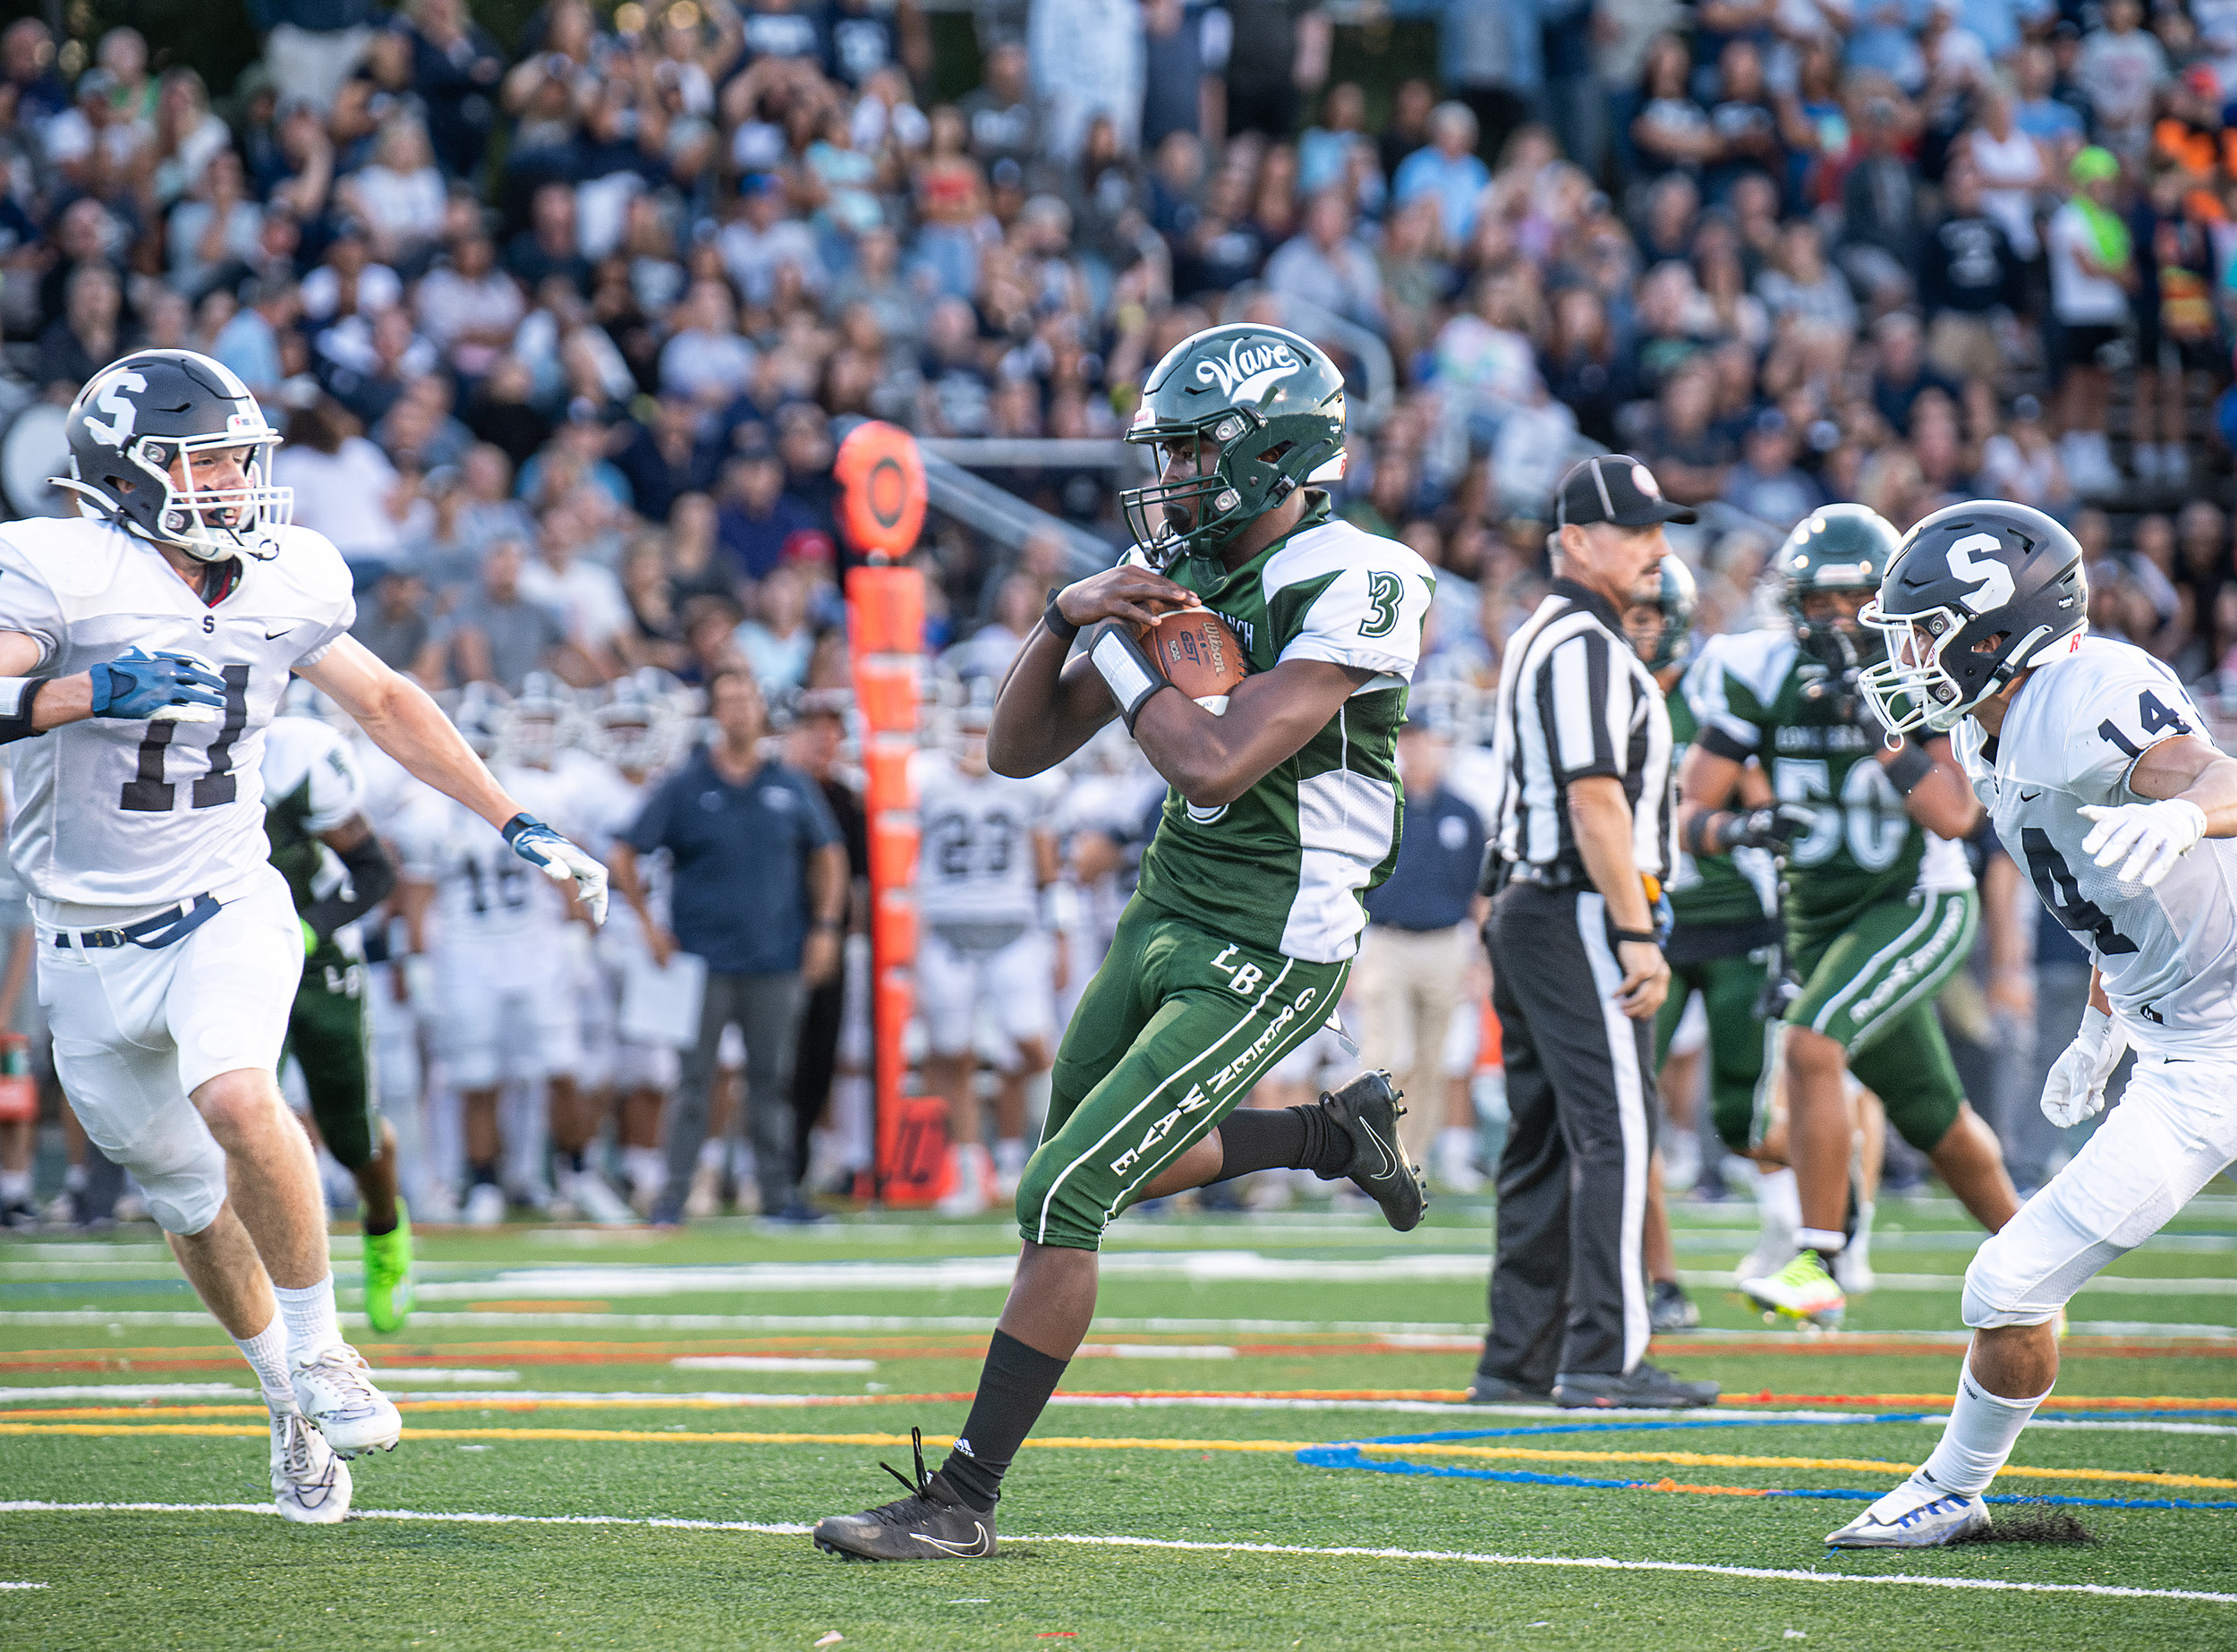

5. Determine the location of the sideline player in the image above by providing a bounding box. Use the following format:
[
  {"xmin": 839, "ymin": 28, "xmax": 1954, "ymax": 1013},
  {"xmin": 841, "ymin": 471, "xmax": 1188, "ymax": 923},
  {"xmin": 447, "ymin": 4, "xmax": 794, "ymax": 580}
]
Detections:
[
  {"xmin": 1678, "ymin": 506, "xmax": 2017, "ymax": 1329},
  {"xmin": 915, "ymin": 703, "xmax": 1066, "ymax": 1215},
  {"xmin": 812, "ymin": 323, "xmax": 1433, "ymax": 1560},
  {"xmin": 1825, "ymin": 500, "xmax": 2237, "ymax": 1544},
  {"xmin": 5, "ymin": 350, "xmax": 606, "ymax": 1521},
  {"xmin": 263, "ymin": 703, "xmax": 413, "ymax": 1331}
]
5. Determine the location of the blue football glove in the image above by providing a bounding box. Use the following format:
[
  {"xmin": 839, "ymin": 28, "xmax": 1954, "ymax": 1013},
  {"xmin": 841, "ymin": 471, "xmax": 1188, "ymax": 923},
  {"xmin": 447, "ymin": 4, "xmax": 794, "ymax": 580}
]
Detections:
[
  {"xmin": 502, "ymin": 813, "xmax": 609, "ymax": 926},
  {"xmin": 89, "ymin": 647, "xmax": 225, "ymax": 723}
]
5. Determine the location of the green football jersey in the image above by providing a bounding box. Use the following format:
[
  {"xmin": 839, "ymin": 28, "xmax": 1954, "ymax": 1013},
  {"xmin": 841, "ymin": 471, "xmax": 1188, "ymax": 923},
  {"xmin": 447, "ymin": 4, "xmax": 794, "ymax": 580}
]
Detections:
[
  {"xmin": 1689, "ymin": 628, "xmax": 1971, "ymax": 937},
  {"xmin": 1665, "ymin": 640, "xmax": 1775, "ymax": 929},
  {"xmin": 262, "ymin": 715, "xmax": 366, "ymax": 967},
  {"xmin": 1130, "ymin": 495, "xmax": 1436, "ymax": 965}
]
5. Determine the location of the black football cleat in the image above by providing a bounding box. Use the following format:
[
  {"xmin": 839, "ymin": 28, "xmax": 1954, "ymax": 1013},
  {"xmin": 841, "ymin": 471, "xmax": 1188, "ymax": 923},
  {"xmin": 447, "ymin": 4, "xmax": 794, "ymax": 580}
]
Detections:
[
  {"xmin": 812, "ymin": 1428, "xmax": 999, "ymax": 1562},
  {"xmin": 1553, "ymin": 1363, "xmax": 1720, "ymax": 1409},
  {"xmin": 1319, "ymin": 1069, "xmax": 1427, "ymax": 1232},
  {"xmin": 1466, "ymin": 1372, "xmax": 1555, "ymax": 1405}
]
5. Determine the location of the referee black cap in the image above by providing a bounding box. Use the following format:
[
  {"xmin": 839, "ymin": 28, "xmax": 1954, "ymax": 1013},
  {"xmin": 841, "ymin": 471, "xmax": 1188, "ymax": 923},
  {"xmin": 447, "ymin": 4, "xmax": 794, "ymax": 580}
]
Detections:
[{"xmin": 1555, "ymin": 455, "xmax": 1698, "ymax": 530}]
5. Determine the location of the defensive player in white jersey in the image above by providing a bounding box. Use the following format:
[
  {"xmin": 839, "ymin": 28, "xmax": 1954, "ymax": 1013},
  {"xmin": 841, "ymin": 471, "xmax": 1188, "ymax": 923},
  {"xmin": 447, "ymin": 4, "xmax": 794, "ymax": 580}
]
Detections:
[
  {"xmin": 1821, "ymin": 499, "xmax": 2237, "ymax": 1546},
  {"xmin": 916, "ymin": 704, "xmax": 1067, "ymax": 1215},
  {"xmin": 394, "ymin": 693, "xmax": 597, "ymax": 1227},
  {"xmin": 575, "ymin": 675, "xmax": 686, "ymax": 1212},
  {"xmin": 0, "ymin": 351, "xmax": 608, "ymax": 1523}
]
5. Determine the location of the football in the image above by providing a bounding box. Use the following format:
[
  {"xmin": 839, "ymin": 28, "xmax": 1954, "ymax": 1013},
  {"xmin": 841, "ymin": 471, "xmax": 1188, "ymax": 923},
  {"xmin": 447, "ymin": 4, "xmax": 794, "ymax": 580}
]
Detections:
[{"xmin": 1139, "ymin": 607, "xmax": 1249, "ymax": 711}]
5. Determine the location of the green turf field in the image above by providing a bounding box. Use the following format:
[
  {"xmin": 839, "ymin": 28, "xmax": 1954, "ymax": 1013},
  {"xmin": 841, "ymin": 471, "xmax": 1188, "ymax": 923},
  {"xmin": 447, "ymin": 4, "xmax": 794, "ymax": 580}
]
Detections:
[{"xmin": 3, "ymin": 1194, "xmax": 2233, "ymax": 1651}]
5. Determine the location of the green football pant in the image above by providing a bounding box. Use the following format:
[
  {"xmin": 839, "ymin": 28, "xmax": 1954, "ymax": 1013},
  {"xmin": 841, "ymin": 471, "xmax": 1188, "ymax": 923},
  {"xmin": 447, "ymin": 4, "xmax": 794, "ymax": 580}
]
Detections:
[
  {"xmin": 1018, "ymin": 900, "xmax": 1349, "ymax": 1251},
  {"xmin": 1784, "ymin": 889, "xmax": 1978, "ymax": 1154},
  {"xmin": 1654, "ymin": 949, "xmax": 1773, "ymax": 1154},
  {"xmin": 285, "ymin": 953, "xmax": 378, "ymax": 1172}
]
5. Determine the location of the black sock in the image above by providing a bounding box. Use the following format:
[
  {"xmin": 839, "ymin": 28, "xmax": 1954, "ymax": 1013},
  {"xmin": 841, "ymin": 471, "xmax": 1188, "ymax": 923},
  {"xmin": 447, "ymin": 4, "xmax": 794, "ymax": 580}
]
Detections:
[
  {"xmin": 1292, "ymin": 1101, "xmax": 1353, "ymax": 1179},
  {"xmin": 362, "ymin": 1205, "xmax": 397, "ymax": 1238},
  {"xmin": 469, "ymin": 1160, "xmax": 499, "ymax": 1189},
  {"xmin": 1208, "ymin": 1107, "xmax": 1306, "ymax": 1181},
  {"xmin": 559, "ymin": 1148, "xmax": 586, "ymax": 1175},
  {"xmin": 938, "ymin": 1329, "xmax": 1069, "ymax": 1511}
]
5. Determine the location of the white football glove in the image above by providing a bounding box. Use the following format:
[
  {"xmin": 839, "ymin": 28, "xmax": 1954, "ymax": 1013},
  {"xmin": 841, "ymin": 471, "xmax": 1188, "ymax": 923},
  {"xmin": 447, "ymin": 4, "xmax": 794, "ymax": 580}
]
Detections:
[
  {"xmin": 2078, "ymin": 799, "xmax": 2207, "ymax": 889},
  {"xmin": 503, "ymin": 813, "xmax": 610, "ymax": 925},
  {"xmin": 2040, "ymin": 1004, "xmax": 2125, "ymax": 1128}
]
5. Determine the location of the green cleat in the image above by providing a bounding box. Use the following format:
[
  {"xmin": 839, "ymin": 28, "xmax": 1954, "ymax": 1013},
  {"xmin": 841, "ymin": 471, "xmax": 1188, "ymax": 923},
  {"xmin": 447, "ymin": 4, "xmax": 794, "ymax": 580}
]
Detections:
[
  {"xmin": 1741, "ymin": 1248, "xmax": 1845, "ymax": 1330},
  {"xmin": 362, "ymin": 1199, "xmax": 414, "ymax": 1333}
]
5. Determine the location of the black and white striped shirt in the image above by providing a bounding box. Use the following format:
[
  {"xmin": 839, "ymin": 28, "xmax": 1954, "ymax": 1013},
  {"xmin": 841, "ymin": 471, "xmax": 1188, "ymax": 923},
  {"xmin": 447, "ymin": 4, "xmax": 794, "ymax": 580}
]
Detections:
[{"xmin": 1485, "ymin": 578, "xmax": 1674, "ymax": 889}]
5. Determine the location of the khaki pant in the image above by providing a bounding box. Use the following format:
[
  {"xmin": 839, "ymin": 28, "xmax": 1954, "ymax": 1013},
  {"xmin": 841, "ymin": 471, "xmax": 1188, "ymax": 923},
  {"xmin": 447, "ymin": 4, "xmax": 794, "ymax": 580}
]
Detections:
[
  {"xmin": 1352, "ymin": 922, "xmax": 1472, "ymax": 1161},
  {"xmin": 1927, "ymin": 311, "xmax": 2003, "ymax": 385}
]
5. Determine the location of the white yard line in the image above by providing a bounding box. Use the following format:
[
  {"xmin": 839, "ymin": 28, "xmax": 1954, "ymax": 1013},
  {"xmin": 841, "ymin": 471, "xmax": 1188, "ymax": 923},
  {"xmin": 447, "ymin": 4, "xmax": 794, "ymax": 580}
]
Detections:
[
  {"xmin": 668, "ymin": 1358, "xmax": 877, "ymax": 1374},
  {"xmin": 0, "ymin": 1503, "xmax": 2228, "ymax": 1605}
]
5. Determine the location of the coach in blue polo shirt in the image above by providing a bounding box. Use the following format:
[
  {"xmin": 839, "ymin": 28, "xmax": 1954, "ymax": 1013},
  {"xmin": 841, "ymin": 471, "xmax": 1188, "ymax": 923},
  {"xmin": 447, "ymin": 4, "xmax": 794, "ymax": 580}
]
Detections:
[
  {"xmin": 1357, "ymin": 719, "xmax": 1488, "ymax": 1188},
  {"xmin": 610, "ymin": 669, "xmax": 847, "ymax": 1226}
]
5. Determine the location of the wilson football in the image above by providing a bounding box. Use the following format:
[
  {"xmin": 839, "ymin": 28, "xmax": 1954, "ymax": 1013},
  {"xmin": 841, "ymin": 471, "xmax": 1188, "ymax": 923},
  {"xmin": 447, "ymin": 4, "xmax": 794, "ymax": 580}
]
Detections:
[{"xmin": 1138, "ymin": 608, "xmax": 1249, "ymax": 711}]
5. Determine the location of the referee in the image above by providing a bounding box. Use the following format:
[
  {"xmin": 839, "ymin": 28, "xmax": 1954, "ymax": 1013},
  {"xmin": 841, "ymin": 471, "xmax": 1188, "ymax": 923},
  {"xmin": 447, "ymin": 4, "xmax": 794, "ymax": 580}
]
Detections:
[{"xmin": 1470, "ymin": 455, "xmax": 1720, "ymax": 1410}]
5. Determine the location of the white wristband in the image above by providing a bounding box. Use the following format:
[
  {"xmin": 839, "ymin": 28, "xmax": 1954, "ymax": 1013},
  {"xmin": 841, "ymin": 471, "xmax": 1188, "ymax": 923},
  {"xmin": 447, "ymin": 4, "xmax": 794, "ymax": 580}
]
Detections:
[{"xmin": 1089, "ymin": 625, "xmax": 1170, "ymax": 733}]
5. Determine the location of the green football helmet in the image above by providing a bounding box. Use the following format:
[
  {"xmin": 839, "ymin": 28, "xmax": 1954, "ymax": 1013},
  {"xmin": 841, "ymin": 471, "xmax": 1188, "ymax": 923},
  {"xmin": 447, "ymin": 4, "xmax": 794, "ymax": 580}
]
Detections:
[
  {"xmin": 1778, "ymin": 503, "xmax": 1902, "ymax": 670},
  {"xmin": 1629, "ymin": 552, "xmax": 1698, "ymax": 672},
  {"xmin": 1120, "ymin": 322, "xmax": 1348, "ymax": 568}
]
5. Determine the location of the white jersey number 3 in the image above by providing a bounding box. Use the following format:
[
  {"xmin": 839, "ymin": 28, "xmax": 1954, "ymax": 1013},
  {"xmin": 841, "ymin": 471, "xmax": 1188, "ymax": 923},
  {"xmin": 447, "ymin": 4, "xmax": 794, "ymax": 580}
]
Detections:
[{"xmin": 121, "ymin": 666, "xmax": 251, "ymax": 813}]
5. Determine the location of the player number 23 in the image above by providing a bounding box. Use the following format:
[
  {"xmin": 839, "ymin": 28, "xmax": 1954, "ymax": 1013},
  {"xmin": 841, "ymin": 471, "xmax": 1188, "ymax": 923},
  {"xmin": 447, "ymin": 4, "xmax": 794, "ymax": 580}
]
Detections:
[{"xmin": 119, "ymin": 667, "xmax": 251, "ymax": 814}]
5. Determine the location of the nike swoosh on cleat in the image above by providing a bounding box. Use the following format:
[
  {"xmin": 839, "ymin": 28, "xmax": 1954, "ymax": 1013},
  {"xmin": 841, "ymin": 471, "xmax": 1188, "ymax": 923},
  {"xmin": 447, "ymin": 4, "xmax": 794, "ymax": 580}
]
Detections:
[
  {"xmin": 911, "ymin": 1525, "xmax": 991, "ymax": 1556},
  {"xmin": 1359, "ymin": 1119, "xmax": 1400, "ymax": 1180}
]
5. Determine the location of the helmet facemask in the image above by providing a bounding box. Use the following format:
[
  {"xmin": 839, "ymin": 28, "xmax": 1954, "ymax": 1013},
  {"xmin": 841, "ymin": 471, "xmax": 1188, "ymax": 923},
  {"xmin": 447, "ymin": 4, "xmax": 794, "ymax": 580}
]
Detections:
[
  {"xmin": 1856, "ymin": 600, "xmax": 2062, "ymax": 736},
  {"xmin": 69, "ymin": 429, "xmax": 293, "ymax": 564},
  {"xmin": 1121, "ymin": 412, "xmax": 1280, "ymax": 569}
]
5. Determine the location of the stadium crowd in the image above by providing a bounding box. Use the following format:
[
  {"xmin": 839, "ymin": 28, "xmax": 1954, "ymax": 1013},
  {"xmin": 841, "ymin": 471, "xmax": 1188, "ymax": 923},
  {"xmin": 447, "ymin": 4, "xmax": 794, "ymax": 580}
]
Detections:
[{"xmin": 0, "ymin": 0, "xmax": 2233, "ymax": 1230}]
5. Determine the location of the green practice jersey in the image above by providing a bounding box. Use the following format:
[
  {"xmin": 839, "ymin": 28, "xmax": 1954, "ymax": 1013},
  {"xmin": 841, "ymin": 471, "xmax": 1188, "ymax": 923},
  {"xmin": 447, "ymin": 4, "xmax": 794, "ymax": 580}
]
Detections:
[
  {"xmin": 1130, "ymin": 495, "xmax": 1436, "ymax": 964},
  {"xmin": 1667, "ymin": 637, "xmax": 1775, "ymax": 929},
  {"xmin": 1688, "ymin": 628, "xmax": 1971, "ymax": 937},
  {"xmin": 262, "ymin": 714, "xmax": 366, "ymax": 966}
]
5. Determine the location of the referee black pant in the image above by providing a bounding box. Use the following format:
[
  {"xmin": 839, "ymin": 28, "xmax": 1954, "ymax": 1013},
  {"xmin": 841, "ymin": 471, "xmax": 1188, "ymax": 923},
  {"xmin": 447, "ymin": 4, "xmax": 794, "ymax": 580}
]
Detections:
[{"xmin": 1478, "ymin": 881, "xmax": 1656, "ymax": 1384}]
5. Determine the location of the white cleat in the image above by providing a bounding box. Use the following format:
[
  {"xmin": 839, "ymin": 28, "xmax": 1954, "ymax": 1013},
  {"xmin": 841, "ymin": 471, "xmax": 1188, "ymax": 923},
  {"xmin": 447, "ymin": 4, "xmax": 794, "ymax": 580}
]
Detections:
[
  {"xmin": 271, "ymin": 1409, "xmax": 353, "ymax": 1524},
  {"xmin": 1825, "ymin": 1479, "xmax": 1990, "ymax": 1548},
  {"xmin": 462, "ymin": 1182, "xmax": 507, "ymax": 1228},
  {"xmin": 293, "ymin": 1345, "xmax": 403, "ymax": 1459},
  {"xmin": 558, "ymin": 1168, "xmax": 638, "ymax": 1225}
]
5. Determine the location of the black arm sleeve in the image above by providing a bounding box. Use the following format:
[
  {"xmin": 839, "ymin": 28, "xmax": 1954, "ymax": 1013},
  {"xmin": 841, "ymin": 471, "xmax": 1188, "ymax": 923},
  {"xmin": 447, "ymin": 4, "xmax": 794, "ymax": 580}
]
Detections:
[
  {"xmin": 302, "ymin": 830, "xmax": 398, "ymax": 947},
  {"xmin": 0, "ymin": 678, "xmax": 46, "ymax": 745}
]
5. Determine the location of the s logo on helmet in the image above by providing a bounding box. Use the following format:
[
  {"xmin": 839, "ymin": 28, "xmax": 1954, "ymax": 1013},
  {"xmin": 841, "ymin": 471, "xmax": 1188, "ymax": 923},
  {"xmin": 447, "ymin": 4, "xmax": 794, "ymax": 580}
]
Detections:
[
  {"xmin": 81, "ymin": 370, "xmax": 145, "ymax": 448},
  {"xmin": 1195, "ymin": 338, "xmax": 1299, "ymax": 404},
  {"xmin": 1944, "ymin": 532, "xmax": 2016, "ymax": 615}
]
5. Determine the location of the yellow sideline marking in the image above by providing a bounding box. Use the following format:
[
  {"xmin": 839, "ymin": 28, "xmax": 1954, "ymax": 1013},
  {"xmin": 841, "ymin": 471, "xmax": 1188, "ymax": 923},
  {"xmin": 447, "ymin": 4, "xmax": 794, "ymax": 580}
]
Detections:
[{"xmin": 4, "ymin": 1419, "xmax": 2231, "ymax": 1490}]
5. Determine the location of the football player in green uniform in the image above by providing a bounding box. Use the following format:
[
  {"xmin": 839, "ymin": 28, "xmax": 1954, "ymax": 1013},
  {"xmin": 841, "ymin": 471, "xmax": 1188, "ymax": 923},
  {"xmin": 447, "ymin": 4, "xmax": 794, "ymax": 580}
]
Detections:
[
  {"xmin": 1622, "ymin": 555, "xmax": 1801, "ymax": 1330},
  {"xmin": 813, "ymin": 323, "xmax": 1435, "ymax": 1562},
  {"xmin": 263, "ymin": 710, "xmax": 412, "ymax": 1333},
  {"xmin": 1677, "ymin": 506, "xmax": 2019, "ymax": 1329}
]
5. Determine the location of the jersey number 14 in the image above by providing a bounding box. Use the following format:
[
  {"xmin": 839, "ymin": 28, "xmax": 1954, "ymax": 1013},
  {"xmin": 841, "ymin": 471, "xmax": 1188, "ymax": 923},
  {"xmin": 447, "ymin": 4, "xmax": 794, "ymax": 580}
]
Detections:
[{"xmin": 120, "ymin": 667, "xmax": 251, "ymax": 813}]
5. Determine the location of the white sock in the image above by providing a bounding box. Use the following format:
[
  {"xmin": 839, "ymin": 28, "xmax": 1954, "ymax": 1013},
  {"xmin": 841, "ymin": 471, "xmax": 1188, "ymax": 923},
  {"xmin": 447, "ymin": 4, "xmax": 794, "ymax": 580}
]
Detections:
[
  {"xmin": 1850, "ymin": 1198, "xmax": 1876, "ymax": 1257},
  {"xmin": 0, "ymin": 1168, "xmax": 28, "ymax": 1203},
  {"xmin": 697, "ymin": 1137, "xmax": 727, "ymax": 1173},
  {"xmin": 1911, "ymin": 1358, "xmax": 2053, "ymax": 1497},
  {"xmin": 622, "ymin": 1146, "xmax": 666, "ymax": 1195},
  {"xmin": 993, "ymin": 1137, "xmax": 1028, "ymax": 1179},
  {"xmin": 1437, "ymin": 1126, "xmax": 1476, "ymax": 1162},
  {"xmin": 273, "ymin": 1276, "xmax": 344, "ymax": 1365},
  {"xmin": 233, "ymin": 1315, "xmax": 298, "ymax": 1413},
  {"xmin": 1796, "ymin": 1226, "xmax": 1847, "ymax": 1256},
  {"xmin": 1756, "ymin": 1164, "xmax": 1800, "ymax": 1229}
]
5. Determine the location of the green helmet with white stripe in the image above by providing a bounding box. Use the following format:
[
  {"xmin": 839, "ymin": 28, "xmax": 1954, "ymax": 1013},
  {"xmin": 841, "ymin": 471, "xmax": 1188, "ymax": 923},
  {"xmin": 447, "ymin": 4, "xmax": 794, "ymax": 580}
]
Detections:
[{"xmin": 1120, "ymin": 323, "xmax": 1348, "ymax": 569}]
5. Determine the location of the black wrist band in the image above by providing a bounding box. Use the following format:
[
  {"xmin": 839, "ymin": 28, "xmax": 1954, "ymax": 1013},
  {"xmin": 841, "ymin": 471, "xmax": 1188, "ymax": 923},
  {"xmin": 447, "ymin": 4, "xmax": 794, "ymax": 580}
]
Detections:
[
  {"xmin": 1883, "ymin": 740, "xmax": 1935, "ymax": 796},
  {"xmin": 1610, "ymin": 929, "xmax": 1661, "ymax": 946},
  {"xmin": 1043, "ymin": 592, "xmax": 1080, "ymax": 643},
  {"xmin": 1684, "ymin": 810, "xmax": 1723, "ymax": 856}
]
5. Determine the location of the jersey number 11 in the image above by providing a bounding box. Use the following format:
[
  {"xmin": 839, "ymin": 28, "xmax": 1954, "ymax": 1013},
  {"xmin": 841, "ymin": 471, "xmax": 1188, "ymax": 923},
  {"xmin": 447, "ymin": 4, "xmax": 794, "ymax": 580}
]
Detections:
[{"xmin": 120, "ymin": 666, "xmax": 251, "ymax": 813}]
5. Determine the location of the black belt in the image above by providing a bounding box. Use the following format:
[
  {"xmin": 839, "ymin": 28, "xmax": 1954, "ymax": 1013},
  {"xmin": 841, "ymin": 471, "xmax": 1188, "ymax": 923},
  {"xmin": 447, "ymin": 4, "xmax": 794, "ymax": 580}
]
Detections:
[
  {"xmin": 52, "ymin": 892, "xmax": 224, "ymax": 951},
  {"xmin": 1502, "ymin": 864, "xmax": 1585, "ymax": 893}
]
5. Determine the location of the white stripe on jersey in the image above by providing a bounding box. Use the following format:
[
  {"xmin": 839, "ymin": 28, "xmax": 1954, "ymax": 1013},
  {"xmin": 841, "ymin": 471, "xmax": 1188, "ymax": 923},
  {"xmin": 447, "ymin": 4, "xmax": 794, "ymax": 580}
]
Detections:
[{"xmin": 1956, "ymin": 637, "xmax": 2237, "ymax": 1052}]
